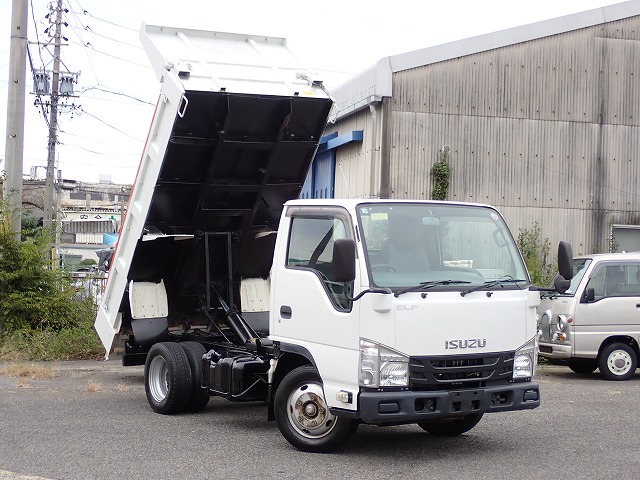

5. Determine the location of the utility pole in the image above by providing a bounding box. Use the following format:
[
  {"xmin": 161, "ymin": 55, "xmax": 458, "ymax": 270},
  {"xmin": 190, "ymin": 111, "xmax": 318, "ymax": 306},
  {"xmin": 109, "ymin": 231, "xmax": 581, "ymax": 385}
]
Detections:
[
  {"xmin": 43, "ymin": 0, "xmax": 63, "ymax": 228},
  {"xmin": 3, "ymin": 0, "xmax": 28, "ymax": 239}
]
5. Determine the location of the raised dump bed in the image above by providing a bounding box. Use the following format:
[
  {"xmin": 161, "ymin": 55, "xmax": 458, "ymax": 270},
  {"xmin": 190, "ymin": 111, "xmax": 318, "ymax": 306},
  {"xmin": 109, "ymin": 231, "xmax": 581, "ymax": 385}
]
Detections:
[{"xmin": 95, "ymin": 24, "xmax": 333, "ymax": 356}]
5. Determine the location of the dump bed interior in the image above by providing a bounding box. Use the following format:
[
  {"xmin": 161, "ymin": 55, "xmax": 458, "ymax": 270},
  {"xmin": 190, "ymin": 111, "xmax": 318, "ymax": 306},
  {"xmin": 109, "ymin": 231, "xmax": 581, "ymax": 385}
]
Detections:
[{"xmin": 95, "ymin": 24, "xmax": 332, "ymax": 353}]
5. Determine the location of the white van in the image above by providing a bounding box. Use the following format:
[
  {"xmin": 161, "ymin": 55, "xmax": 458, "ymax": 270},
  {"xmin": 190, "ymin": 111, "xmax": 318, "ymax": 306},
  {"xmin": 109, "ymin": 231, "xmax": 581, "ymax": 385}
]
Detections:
[{"xmin": 538, "ymin": 252, "xmax": 640, "ymax": 380}]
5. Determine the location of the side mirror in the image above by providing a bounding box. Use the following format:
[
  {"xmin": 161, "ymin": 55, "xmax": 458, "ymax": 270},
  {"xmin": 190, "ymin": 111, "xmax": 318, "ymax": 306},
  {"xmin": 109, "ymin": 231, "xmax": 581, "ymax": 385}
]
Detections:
[
  {"xmin": 558, "ymin": 241, "xmax": 573, "ymax": 280},
  {"xmin": 584, "ymin": 287, "xmax": 595, "ymax": 303},
  {"xmin": 333, "ymin": 238, "xmax": 356, "ymax": 283},
  {"xmin": 553, "ymin": 274, "xmax": 571, "ymax": 294}
]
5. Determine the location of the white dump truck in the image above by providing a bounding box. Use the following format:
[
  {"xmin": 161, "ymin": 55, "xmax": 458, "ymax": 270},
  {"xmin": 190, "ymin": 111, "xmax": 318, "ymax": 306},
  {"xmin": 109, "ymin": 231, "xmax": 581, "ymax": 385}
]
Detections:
[{"xmin": 95, "ymin": 24, "xmax": 558, "ymax": 452}]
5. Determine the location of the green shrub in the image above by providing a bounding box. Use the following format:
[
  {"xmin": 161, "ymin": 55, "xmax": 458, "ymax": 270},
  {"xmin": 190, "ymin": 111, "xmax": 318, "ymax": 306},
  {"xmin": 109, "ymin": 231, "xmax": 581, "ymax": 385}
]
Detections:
[
  {"xmin": 0, "ymin": 322, "xmax": 103, "ymax": 361},
  {"xmin": 0, "ymin": 199, "xmax": 99, "ymax": 358},
  {"xmin": 517, "ymin": 222, "xmax": 556, "ymax": 286}
]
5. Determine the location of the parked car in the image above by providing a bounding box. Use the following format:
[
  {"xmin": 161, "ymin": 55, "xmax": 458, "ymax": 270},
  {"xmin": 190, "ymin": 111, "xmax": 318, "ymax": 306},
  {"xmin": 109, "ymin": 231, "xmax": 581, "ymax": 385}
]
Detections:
[{"xmin": 538, "ymin": 252, "xmax": 640, "ymax": 380}]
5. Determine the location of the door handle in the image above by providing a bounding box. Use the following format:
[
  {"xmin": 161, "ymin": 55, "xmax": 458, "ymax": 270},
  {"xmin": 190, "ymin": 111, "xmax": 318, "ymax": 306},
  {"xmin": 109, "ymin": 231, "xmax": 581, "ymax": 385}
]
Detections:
[{"xmin": 280, "ymin": 305, "xmax": 292, "ymax": 319}]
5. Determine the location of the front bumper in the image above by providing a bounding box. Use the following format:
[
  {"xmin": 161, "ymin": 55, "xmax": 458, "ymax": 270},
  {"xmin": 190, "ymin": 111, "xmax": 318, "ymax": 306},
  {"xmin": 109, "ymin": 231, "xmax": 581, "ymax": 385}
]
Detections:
[
  {"xmin": 355, "ymin": 382, "xmax": 540, "ymax": 425},
  {"xmin": 538, "ymin": 342, "xmax": 572, "ymax": 359}
]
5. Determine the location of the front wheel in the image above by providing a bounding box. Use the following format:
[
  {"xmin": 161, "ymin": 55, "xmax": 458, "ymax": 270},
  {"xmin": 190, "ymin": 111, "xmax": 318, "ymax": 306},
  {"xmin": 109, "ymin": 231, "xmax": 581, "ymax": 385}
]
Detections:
[
  {"xmin": 599, "ymin": 343, "xmax": 638, "ymax": 381},
  {"xmin": 274, "ymin": 366, "xmax": 358, "ymax": 452},
  {"xmin": 417, "ymin": 413, "xmax": 483, "ymax": 436},
  {"xmin": 567, "ymin": 359, "xmax": 598, "ymax": 375}
]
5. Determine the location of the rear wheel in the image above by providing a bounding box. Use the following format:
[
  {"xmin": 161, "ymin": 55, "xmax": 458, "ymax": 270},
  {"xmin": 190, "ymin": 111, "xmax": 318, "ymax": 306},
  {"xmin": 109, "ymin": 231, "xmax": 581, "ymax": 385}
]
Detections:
[
  {"xmin": 567, "ymin": 359, "xmax": 598, "ymax": 375},
  {"xmin": 179, "ymin": 342, "xmax": 210, "ymax": 412},
  {"xmin": 145, "ymin": 342, "xmax": 192, "ymax": 414},
  {"xmin": 274, "ymin": 365, "xmax": 358, "ymax": 452},
  {"xmin": 599, "ymin": 343, "xmax": 638, "ymax": 381},
  {"xmin": 417, "ymin": 413, "xmax": 483, "ymax": 436}
]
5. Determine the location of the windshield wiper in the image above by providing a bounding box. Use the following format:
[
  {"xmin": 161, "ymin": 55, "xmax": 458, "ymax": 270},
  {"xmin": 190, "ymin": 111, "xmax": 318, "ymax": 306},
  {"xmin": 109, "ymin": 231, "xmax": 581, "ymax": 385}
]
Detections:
[
  {"xmin": 459, "ymin": 277, "xmax": 527, "ymax": 297},
  {"xmin": 394, "ymin": 280, "xmax": 471, "ymax": 297}
]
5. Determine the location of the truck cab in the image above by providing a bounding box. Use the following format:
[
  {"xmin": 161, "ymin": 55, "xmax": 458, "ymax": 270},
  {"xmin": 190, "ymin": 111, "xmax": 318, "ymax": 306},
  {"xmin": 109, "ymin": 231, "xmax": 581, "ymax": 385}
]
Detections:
[{"xmin": 538, "ymin": 252, "xmax": 640, "ymax": 380}]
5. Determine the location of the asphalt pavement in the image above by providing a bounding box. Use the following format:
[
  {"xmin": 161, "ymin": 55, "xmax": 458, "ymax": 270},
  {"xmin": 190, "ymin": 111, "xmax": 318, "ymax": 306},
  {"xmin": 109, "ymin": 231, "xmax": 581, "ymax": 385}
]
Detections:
[{"xmin": 1, "ymin": 356, "xmax": 639, "ymax": 480}]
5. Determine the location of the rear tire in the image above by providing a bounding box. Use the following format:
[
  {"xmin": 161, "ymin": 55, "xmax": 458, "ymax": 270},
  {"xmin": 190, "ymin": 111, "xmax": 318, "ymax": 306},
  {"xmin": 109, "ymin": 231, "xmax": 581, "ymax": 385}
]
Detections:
[
  {"xmin": 179, "ymin": 342, "xmax": 210, "ymax": 412},
  {"xmin": 145, "ymin": 342, "xmax": 192, "ymax": 414},
  {"xmin": 417, "ymin": 413, "xmax": 483, "ymax": 436},
  {"xmin": 274, "ymin": 365, "xmax": 358, "ymax": 452},
  {"xmin": 567, "ymin": 359, "xmax": 598, "ymax": 375},
  {"xmin": 599, "ymin": 343, "xmax": 638, "ymax": 381}
]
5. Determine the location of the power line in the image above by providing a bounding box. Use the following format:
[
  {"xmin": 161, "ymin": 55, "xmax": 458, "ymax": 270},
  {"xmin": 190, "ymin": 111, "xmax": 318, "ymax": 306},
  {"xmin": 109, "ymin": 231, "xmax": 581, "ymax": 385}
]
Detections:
[
  {"xmin": 68, "ymin": 6, "xmax": 137, "ymax": 32},
  {"xmin": 78, "ymin": 85, "xmax": 155, "ymax": 105},
  {"xmin": 65, "ymin": 21, "xmax": 142, "ymax": 50},
  {"xmin": 76, "ymin": 106, "xmax": 145, "ymax": 141},
  {"xmin": 66, "ymin": 37, "xmax": 149, "ymax": 68}
]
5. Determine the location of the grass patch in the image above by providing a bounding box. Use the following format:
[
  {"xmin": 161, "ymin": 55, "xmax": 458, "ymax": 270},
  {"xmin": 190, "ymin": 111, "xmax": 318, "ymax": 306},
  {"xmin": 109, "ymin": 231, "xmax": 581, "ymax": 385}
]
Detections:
[
  {"xmin": 87, "ymin": 381, "xmax": 103, "ymax": 392},
  {"xmin": 0, "ymin": 362, "xmax": 56, "ymax": 379},
  {"xmin": 0, "ymin": 321, "xmax": 104, "ymax": 361}
]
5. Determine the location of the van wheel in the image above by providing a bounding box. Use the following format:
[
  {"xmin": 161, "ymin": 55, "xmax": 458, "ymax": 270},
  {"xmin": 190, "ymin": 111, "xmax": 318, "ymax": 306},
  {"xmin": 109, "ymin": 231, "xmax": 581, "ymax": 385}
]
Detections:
[
  {"xmin": 417, "ymin": 413, "xmax": 483, "ymax": 436},
  {"xmin": 567, "ymin": 359, "xmax": 597, "ymax": 375},
  {"xmin": 599, "ymin": 343, "xmax": 638, "ymax": 381},
  {"xmin": 274, "ymin": 366, "xmax": 358, "ymax": 452},
  {"xmin": 145, "ymin": 342, "xmax": 192, "ymax": 414},
  {"xmin": 179, "ymin": 342, "xmax": 210, "ymax": 412}
]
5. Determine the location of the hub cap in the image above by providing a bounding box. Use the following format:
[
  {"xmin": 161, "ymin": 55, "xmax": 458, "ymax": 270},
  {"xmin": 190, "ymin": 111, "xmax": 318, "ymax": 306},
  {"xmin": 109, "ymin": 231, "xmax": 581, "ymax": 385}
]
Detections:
[
  {"xmin": 286, "ymin": 381, "xmax": 337, "ymax": 439},
  {"xmin": 607, "ymin": 349, "xmax": 632, "ymax": 376},
  {"xmin": 148, "ymin": 356, "xmax": 169, "ymax": 402}
]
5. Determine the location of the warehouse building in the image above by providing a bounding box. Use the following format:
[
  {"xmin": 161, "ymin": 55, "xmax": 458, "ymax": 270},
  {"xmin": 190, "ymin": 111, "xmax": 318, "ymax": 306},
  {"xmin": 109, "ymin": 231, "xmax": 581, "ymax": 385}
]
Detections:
[{"xmin": 309, "ymin": 0, "xmax": 640, "ymax": 254}]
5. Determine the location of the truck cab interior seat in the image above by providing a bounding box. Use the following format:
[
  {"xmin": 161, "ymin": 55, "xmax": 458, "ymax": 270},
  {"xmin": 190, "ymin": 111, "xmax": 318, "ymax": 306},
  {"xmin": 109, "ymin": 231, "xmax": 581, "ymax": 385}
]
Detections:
[
  {"xmin": 381, "ymin": 214, "xmax": 429, "ymax": 272},
  {"xmin": 605, "ymin": 267, "xmax": 626, "ymax": 296},
  {"xmin": 240, "ymin": 277, "xmax": 270, "ymax": 335},
  {"xmin": 128, "ymin": 280, "xmax": 169, "ymax": 344}
]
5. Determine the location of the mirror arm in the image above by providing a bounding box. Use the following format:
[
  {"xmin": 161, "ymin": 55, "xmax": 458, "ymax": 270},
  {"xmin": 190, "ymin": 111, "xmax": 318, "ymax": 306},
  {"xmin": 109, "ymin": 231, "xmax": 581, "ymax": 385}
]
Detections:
[{"xmin": 344, "ymin": 286, "xmax": 392, "ymax": 302}]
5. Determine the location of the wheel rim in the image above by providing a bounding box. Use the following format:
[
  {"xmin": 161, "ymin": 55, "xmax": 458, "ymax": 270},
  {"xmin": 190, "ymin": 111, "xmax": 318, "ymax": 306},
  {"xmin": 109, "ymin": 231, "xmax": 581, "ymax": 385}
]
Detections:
[
  {"xmin": 607, "ymin": 349, "xmax": 633, "ymax": 376},
  {"xmin": 286, "ymin": 380, "xmax": 337, "ymax": 439},
  {"xmin": 148, "ymin": 355, "xmax": 169, "ymax": 402}
]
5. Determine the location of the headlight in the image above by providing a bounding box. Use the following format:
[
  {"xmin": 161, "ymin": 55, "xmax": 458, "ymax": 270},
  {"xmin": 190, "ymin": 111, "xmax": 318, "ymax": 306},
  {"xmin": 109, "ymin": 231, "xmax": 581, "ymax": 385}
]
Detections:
[
  {"xmin": 557, "ymin": 315, "xmax": 567, "ymax": 332},
  {"xmin": 359, "ymin": 339, "xmax": 409, "ymax": 387},
  {"xmin": 513, "ymin": 336, "xmax": 538, "ymax": 379}
]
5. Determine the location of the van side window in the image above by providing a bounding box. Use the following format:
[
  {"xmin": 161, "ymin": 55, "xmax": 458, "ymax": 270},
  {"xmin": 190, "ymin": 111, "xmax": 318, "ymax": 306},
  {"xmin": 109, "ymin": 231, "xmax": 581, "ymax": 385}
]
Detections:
[
  {"xmin": 589, "ymin": 263, "xmax": 640, "ymax": 300},
  {"xmin": 286, "ymin": 216, "xmax": 352, "ymax": 310}
]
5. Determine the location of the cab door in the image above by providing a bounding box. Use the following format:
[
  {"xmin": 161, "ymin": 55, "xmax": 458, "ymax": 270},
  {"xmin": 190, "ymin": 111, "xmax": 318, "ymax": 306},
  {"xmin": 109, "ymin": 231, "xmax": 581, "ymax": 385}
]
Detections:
[
  {"xmin": 270, "ymin": 207, "xmax": 361, "ymax": 402},
  {"xmin": 573, "ymin": 261, "xmax": 640, "ymax": 356}
]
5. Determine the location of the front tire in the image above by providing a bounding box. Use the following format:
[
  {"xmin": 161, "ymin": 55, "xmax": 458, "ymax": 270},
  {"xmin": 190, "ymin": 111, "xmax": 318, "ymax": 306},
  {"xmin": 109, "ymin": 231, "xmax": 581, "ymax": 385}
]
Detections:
[
  {"xmin": 274, "ymin": 365, "xmax": 357, "ymax": 452},
  {"xmin": 599, "ymin": 343, "xmax": 638, "ymax": 381},
  {"xmin": 145, "ymin": 342, "xmax": 192, "ymax": 414},
  {"xmin": 417, "ymin": 413, "xmax": 483, "ymax": 436},
  {"xmin": 567, "ymin": 359, "xmax": 598, "ymax": 375}
]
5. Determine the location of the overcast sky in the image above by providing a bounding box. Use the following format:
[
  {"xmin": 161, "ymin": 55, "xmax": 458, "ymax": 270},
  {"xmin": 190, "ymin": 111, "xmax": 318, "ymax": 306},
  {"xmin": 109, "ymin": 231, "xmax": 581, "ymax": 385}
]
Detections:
[{"xmin": 0, "ymin": 0, "xmax": 626, "ymax": 184}]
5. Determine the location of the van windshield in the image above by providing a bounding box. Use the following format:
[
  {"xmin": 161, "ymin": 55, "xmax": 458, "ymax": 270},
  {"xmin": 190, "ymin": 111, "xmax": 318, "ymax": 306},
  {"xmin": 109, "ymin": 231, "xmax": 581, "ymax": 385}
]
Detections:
[
  {"xmin": 356, "ymin": 203, "xmax": 529, "ymax": 290},
  {"xmin": 564, "ymin": 258, "xmax": 591, "ymax": 295}
]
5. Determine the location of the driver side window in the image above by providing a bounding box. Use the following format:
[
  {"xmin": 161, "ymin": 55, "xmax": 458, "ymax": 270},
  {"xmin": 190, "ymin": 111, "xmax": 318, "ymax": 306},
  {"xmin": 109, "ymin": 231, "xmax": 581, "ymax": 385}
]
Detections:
[
  {"xmin": 588, "ymin": 263, "xmax": 640, "ymax": 301},
  {"xmin": 286, "ymin": 215, "xmax": 351, "ymax": 310}
]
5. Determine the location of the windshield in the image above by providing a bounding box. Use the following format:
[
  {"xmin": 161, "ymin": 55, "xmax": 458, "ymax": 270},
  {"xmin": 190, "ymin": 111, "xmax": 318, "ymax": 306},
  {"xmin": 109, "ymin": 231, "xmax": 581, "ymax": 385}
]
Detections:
[
  {"xmin": 561, "ymin": 258, "xmax": 591, "ymax": 296},
  {"xmin": 357, "ymin": 203, "xmax": 529, "ymax": 290}
]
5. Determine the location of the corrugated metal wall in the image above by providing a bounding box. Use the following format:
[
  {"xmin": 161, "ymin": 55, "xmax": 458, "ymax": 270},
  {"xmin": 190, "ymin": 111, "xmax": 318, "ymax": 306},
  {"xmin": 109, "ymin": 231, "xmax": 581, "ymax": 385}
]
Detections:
[
  {"xmin": 384, "ymin": 17, "xmax": 640, "ymax": 253},
  {"xmin": 327, "ymin": 109, "xmax": 380, "ymax": 198}
]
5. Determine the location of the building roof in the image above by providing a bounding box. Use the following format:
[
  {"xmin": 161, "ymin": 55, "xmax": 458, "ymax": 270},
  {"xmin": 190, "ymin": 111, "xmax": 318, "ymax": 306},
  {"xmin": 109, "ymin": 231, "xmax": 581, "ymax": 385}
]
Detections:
[{"xmin": 331, "ymin": 0, "xmax": 640, "ymax": 121}]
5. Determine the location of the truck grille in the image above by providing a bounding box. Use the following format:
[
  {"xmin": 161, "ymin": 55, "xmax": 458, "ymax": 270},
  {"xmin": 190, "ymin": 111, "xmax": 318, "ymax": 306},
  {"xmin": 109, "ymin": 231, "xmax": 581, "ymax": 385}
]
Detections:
[{"xmin": 410, "ymin": 351, "xmax": 514, "ymax": 390}]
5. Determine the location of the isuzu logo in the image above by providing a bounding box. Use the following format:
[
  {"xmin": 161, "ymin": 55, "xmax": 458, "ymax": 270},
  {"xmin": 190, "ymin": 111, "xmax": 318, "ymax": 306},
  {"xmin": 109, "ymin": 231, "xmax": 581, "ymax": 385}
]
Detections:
[{"xmin": 444, "ymin": 339, "xmax": 487, "ymax": 350}]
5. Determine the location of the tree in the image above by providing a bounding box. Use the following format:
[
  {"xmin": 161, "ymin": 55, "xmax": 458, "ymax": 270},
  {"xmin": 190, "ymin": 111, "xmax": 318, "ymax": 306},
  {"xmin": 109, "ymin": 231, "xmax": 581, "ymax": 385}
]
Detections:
[
  {"xmin": 431, "ymin": 146, "xmax": 451, "ymax": 200},
  {"xmin": 0, "ymin": 199, "xmax": 95, "ymax": 339},
  {"xmin": 517, "ymin": 222, "xmax": 556, "ymax": 287}
]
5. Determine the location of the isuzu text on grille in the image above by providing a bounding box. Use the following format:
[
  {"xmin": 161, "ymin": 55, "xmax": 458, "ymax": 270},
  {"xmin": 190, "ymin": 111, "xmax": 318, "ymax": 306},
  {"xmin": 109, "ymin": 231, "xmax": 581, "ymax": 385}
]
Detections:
[{"xmin": 444, "ymin": 339, "xmax": 487, "ymax": 349}]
